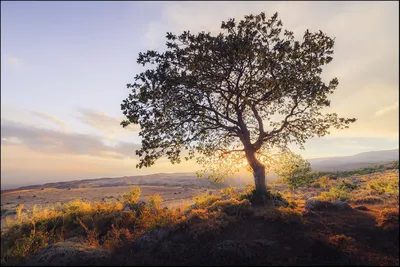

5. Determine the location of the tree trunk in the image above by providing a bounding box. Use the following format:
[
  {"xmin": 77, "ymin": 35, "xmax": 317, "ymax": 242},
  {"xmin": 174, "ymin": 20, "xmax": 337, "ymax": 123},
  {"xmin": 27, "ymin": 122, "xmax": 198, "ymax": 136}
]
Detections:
[
  {"xmin": 253, "ymin": 164, "xmax": 267, "ymax": 194},
  {"xmin": 245, "ymin": 150, "xmax": 267, "ymax": 194}
]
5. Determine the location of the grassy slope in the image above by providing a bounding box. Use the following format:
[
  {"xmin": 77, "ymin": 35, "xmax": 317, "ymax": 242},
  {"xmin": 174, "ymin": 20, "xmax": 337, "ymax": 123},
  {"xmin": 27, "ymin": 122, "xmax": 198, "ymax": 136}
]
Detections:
[{"xmin": 1, "ymin": 162, "xmax": 399, "ymax": 266}]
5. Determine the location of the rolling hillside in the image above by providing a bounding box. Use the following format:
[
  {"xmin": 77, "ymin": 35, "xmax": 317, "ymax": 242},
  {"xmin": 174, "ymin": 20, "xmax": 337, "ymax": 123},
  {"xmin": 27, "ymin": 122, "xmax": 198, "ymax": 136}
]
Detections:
[{"xmin": 9, "ymin": 149, "xmax": 399, "ymax": 191}]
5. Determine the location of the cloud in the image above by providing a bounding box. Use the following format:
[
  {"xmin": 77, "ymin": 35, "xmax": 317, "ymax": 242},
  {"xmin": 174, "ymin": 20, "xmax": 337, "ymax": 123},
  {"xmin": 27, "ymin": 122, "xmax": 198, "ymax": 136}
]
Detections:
[
  {"xmin": 77, "ymin": 108, "xmax": 140, "ymax": 139},
  {"xmin": 1, "ymin": 119, "xmax": 141, "ymax": 159},
  {"xmin": 374, "ymin": 102, "xmax": 399, "ymax": 118},
  {"xmin": 331, "ymin": 140, "xmax": 370, "ymax": 150},
  {"xmin": 30, "ymin": 111, "xmax": 69, "ymax": 131}
]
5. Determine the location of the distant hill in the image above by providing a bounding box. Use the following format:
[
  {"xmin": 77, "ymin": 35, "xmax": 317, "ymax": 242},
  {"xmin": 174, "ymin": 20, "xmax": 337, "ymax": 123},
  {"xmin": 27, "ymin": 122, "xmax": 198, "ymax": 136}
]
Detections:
[
  {"xmin": 12, "ymin": 148, "xmax": 399, "ymax": 191},
  {"xmin": 308, "ymin": 148, "xmax": 399, "ymax": 172}
]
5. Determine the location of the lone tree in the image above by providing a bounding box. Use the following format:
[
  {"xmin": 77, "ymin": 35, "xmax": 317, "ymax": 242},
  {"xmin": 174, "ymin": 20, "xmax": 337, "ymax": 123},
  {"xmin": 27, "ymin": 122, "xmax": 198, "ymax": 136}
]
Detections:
[{"xmin": 121, "ymin": 12, "xmax": 356, "ymax": 195}]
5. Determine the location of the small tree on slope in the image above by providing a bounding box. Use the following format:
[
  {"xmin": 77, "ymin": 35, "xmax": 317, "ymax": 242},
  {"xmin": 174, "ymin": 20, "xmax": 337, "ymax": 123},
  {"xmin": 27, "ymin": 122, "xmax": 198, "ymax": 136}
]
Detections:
[{"xmin": 120, "ymin": 12, "xmax": 356, "ymax": 195}]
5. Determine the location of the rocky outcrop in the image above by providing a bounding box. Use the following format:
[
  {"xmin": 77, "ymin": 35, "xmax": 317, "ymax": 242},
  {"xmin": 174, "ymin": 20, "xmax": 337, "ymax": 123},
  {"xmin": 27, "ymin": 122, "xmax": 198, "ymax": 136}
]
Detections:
[
  {"xmin": 354, "ymin": 205, "xmax": 369, "ymax": 211},
  {"xmin": 21, "ymin": 238, "xmax": 111, "ymax": 266},
  {"xmin": 333, "ymin": 200, "xmax": 352, "ymax": 211},
  {"xmin": 305, "ymin": 199, "xmax": 353, "ymax": 211},
  {"xmin": 132, "ymin": 228, "xmax": 171, "ymax": 251}
]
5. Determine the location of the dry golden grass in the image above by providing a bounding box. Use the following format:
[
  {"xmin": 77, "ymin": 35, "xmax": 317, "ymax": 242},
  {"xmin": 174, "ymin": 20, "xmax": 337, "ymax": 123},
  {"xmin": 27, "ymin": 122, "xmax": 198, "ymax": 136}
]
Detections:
[{"xmin": 0, "ymin": 188, "xmax": 184, "ymax": 265}]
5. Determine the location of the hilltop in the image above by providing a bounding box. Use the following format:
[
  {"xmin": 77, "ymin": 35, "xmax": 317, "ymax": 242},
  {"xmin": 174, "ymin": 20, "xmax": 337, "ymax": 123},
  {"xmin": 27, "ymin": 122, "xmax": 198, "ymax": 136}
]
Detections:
[{"xmin": 1, "ymin": 161, "xmax": 398, "ymax": 266}]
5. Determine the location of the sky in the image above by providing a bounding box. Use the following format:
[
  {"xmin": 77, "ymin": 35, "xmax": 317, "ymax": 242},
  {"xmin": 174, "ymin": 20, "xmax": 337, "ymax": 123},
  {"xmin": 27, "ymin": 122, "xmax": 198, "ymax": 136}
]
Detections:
[{"xmin": 1, "ymin": 1, "xmax": 399, "ymax": 189}]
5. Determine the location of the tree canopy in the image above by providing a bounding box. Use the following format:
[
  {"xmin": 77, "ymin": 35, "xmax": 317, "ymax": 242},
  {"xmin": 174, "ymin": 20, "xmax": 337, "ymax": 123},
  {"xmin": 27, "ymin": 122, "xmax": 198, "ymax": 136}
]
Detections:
[{"xmin": 121, "ymin": 12, "xmax": 356, "ymax": 193}]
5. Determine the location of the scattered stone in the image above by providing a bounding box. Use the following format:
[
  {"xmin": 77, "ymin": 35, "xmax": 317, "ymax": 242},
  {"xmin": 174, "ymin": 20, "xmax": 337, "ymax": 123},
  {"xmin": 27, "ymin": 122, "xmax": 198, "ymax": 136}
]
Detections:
[
  {"xmin": 305, "ymin": 199, "xmax": 336, "ymax": 211},
  {"xmin": 122, "ymin": 205, "xmax": 132, "ymax": 212},
  {"xmin": 190, "ymin": 203, "xmax": 199, "ymax": 210},
  {"xmin": 41, "ymin": 188, "xmax": 45, "ymax": 190},
  {"xmin": 133, "ymin": 228, "xmax": 170, "ymax": 251},
  {"xmin": 332, "ymin": 200, "xmax": 352, "ymax": 211},
  {"xmin": 21, "ymin": 238, "xmax": 110, "ymax": 266},
  {"xmin": 354, "ymin": 205, "xmax": 369, "ymax": 211},
  {"xmin": 221, "ymin": 195, "xmax": 231, "ymax": 200},
  {"xmin": 33, "ymin": 195, "xmax": 36, "ymax": 198}
]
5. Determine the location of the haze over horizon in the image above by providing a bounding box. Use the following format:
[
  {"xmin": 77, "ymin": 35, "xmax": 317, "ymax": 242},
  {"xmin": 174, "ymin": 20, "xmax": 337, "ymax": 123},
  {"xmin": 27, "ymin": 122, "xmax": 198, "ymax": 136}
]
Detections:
[{"xmin": 1, "ymin": 2, "xmax": 399, "ymax": 189}]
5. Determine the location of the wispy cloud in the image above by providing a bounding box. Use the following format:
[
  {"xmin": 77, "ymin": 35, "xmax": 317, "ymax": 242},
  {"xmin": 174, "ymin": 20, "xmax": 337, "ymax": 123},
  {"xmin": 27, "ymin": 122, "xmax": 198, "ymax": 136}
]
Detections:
[
  {"xmin": 331, "ymin": 140, "xmax": 370, "ymax": 150},
  {"xmin": 141, "ymin": 1, "xmax": 398, "ymax": 143},
  {"xmin": 374, "ymin": 102, "xmax": 399, "ymax": 118},
  {"xmin": 77, "ymin": 108, "xmax": 140, "ymax": 139},
  {"xmin": 1, "ymin": 119, "xmax": 141, "ymax": 159},
  {"xmin": 30, "ymin": 111, "xmax": 69, "ymax": 131}
]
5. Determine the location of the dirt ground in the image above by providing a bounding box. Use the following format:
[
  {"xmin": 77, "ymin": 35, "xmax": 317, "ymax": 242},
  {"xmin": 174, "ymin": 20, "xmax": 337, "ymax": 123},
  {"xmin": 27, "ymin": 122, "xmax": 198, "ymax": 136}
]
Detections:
[{"xmin": 1, "ymin": 186, "xmax": 216, "ymax": 232}]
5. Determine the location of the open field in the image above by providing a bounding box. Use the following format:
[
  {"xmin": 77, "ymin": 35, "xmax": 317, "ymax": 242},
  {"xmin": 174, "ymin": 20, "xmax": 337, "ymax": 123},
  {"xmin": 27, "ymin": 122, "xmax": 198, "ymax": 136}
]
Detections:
[{"xmin": 1, "ymin": 185, "xmax": 218, "ymax": 232}]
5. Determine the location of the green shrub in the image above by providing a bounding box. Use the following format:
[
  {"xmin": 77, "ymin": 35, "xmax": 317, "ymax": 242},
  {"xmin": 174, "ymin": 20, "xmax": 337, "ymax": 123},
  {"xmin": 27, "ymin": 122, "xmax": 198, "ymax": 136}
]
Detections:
[
  {"xmin": 319, "ymin": 187, "xmax": 350, "ymax": 202},
  {"xmin": 122, "ymin": 186, "xmax": 141, "ymax": 205},
  {"xmin": 337, "ymin": 179, "xmax": 359, "ymax": 191},
  {"xmin": 366, "ymin": 174, "xmax": 399, "ymax": 199},
  {"xmin": 147, "ymin": 194, "xmax": 163, "ymax": 209},
  {"xmin": 193, "ymin": 194, "xmax": 221, "ymax": 209},
  {"xmin": 207, "ymin": 199, "xmax": 252, "ymax": 217}
]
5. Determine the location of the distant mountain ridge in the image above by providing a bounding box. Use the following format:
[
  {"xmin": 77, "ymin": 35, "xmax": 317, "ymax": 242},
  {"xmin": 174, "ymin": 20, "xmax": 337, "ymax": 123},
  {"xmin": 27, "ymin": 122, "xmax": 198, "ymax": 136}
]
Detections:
[
  {"xmin": 308, "ymin": 148, "xmax": 399, "ymax": 171},
  {"xmin": 10, "ymin": 148, "xmax": 399, "ymax": 191}
]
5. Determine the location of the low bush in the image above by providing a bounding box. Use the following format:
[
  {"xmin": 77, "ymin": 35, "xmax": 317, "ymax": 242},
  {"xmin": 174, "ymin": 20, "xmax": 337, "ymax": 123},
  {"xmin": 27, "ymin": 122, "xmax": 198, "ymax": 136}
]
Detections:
[
  {"xmin": 207, "ymin": 199, "xmax": 253, "ymax": 217},
  {"xmin": 366, "ymin": 174, "xmax": 399, "ymax": 200},
  {"xmin": 352, "ymin": 195, "xmax": 384, "ymax": 204},
  {"xmin": 319, "ymin": 187, "xmax": 350, "ymax": 202},
  {"xmin": 376, "ymin": 208, "xmax": 399, "ymax": 229},
  {"xmin": 122, "ymin": 186, "xmax": 141, "ymax": 206},
  {"xmin": 193, "ymin": 194, "xmax": 221, "ymax": 209}
]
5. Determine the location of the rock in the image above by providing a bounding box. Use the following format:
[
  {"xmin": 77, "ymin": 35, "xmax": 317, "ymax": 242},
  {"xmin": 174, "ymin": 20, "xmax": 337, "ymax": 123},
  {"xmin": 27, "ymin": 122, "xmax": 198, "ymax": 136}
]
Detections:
[
  {"xmin": 122, "ymin": 204, "xmax": 132, "ymax": 212},
  {"xmin": 133, "ymin": 228, "xmax": 170, "ymax": 251},
  {"xmin": 213, "ymin": 240, "xmax": 254, "ymax": 261},
  {"xmin": 332, "ymin": 200, "xmax": 352, "ymax": 211},
  {"xmin": 354, "ymin": 205, "xmax": 369, "ymax": 211},
  {"xmin": 291, "ymin": 194, "xmax": 298, "ymax": 200},
  {"xmin": 221, "ymin": 195, "xmax": 231, "ymax": 200},
  {"xmin": 305, "ymin": 199, "xmax": 336, "ymax": 211},
  {"xmin": 190, "ymin": 203, "xmax": 199, "ymax": 210},
  {"xmin": 163, "ymin": 206, "xmax": 169, "ymax": 210},
  {"xmin": 33, "ymin": 195, "xmax": 37, "ymax": 198},
  {"xmin": 21, "ymin": 239, "xmax": 110, "ymax": 266},
  {"xmin": 305, "ymin": 199, "xmax": 352, "ymax": 212}
]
